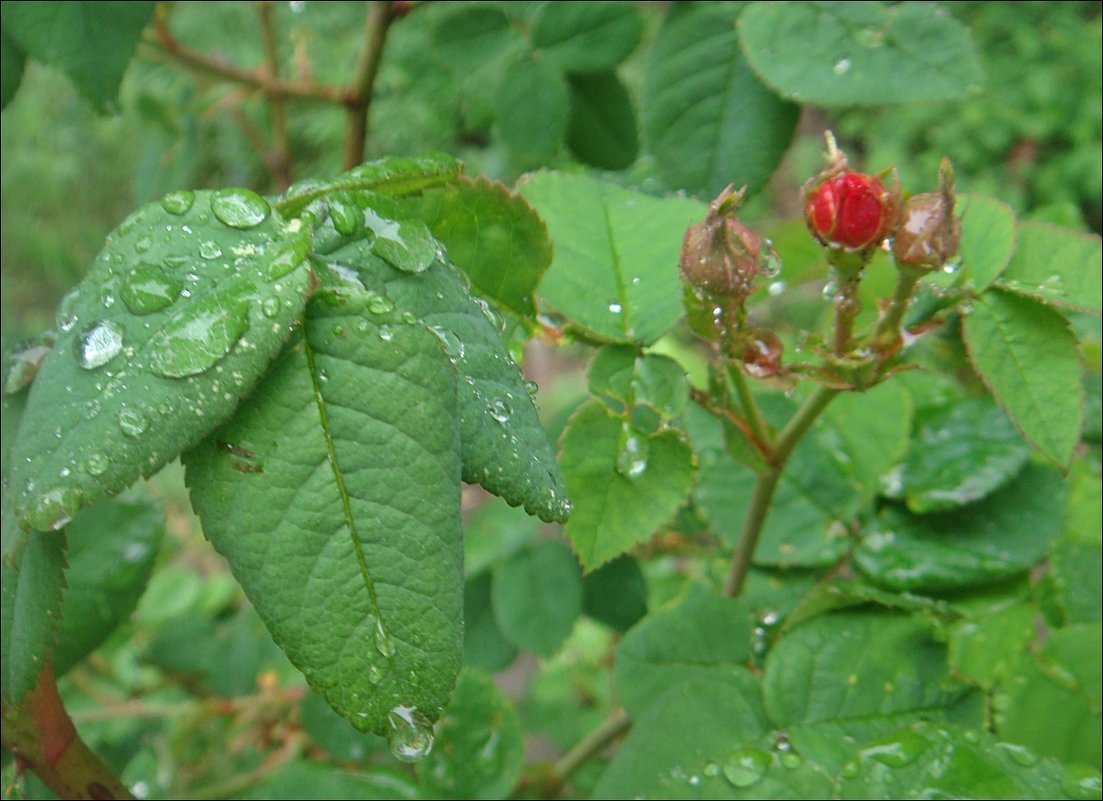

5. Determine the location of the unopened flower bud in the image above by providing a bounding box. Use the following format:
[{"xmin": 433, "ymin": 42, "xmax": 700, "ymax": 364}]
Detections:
[
  {"xmin": 680, "ymin": 185, "xmax": 776, "ymax": 300},
  {"xmin": 892, "ymin": 158, "xmax": 960, "ymax": 273},
  {"xmin": 804, "ymin": 170, "xmax": 899, "ymax": 252}
]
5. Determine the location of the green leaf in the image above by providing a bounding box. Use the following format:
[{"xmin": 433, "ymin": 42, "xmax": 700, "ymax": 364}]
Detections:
[
  {"xmin": 566, "ymin": 71, "xmax": 639, "ymax": 170},
  {"xmin": 496, "ymin": 55, "xmax": 569, "ymax": 171},
  {"xmin": 737, "ymin": 1, "xmax": 984, "ymax": 106},
  {"xmin": 837, "ymin": 722, "xmax": 1090, "ymax": 800},
  {"xmin": 416, "ymin": 668, "xmax": 524, "ymax": 799},
  {"xmin": 491, "ymin": 539, "xmax": 583, "ymax": 657},
  {"xmin": 965, "ymin": 289, "xmax": 1084, "ymax": 467},
  {"xmin": 463, "ymin": 498, "xmax": 541, "ymax": 579},
  {"xmin": 559, "ymin": 400, "xmax": 694, "ymax": 570},
  {"xmin": 277, "ymin": 153, "xmax": 463, "ymax": 219},
  {"xmin": 300, "ymin": 688, "xmax": 387, "ymax": 762},
  {"xmin": 531, "ymin": 1, "xmax": 643, "ymax": 73},
  {"xmin": 596, "ymin": 674, "xmax": 833, "ymax": 799},
  {"xmin": 1, "ymin": 2, "xmax": 155, "ymax": 110},
  {"xmin": 463, "ymin": 573, "xmax": 517, "ymax": 673},
  {"xmin": 519, "ymin": 171, "xmax": 706, "ymax": 344},
  {"xmin": 314, "ymin": 238, "xmax": 569, "ymax": 523},
  {"xmin": 0, "ymin": 27, "xmax": 26, "ymax": 108},
  {"xmin": 958, "ymin": 193, "xmax": 1018, "ymax": 292},
  {"xmin": 1040, "ymin": 467, "xmax": 1102, "ymax": 626},
  {"xmin": 53, "ymin": 496, "xmax": 164, "ymax": 676},
  {"xmin": 241, "ymin": 762, "xmax": 418, "ymax": 800},
  {"xmin": 998, "ymin": 221, "xmax": 1103, "ymax": 314},
  {"xmin": 644, "ymin": 2, "xmax": 799, "ymax": 198},
  {"xmin": 857, "ymin": 463, "xmax": 1066, "ymax": 592},
  {"xmin": 9, "ymin": 190, "xmax": 313, "ymax": 533},
  {"xmin": 949, "ymin": 602, "xmax": 1035, "ymax": 691},
  {"xmin": 398, "ymin": 175, "xmax": 552, "ymax": 317},
  {"xmin": 429, "ymin": 5, "xmax": 516, "ymax": 75},
  {"xmin": 582, "ymin": 554, "xmax": 647, "ymax": 633},
  {"xmin": 184, "ymin": 300, "xmax": 463, "ymax": 738},
  {"xmin": 0, "ymin": 530, "xmax": 66, "ymax": 702},
  {"xmin": 999, "ymin": 623, "xmax": 1102, "ymax": 768},
  {"xmin": 614, "ymin": 586, "xmax": 754, "ymax": 719},
  {"xmin": 884, "ymin": 396, "xmax": 1031, "ymax": 514}
]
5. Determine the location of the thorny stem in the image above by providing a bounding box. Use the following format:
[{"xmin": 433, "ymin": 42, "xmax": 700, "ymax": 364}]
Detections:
[
  {"xmin": 256, "ymin": 1, "xmax": 292, "ymax": 189},
  {"xmin": 341, "ymin": 1, "xmax": 399, "ymax": 169},
  {"xmin": 723, "ymin": 385, "xmax": 840, "ymax": 597},
  {"xmin": 832, "ymin": 271, "xmax": 863, "ymax": 356},
  {"xmin": 547, "ymin": 707, "xmax": 632, "ymax": 794}
]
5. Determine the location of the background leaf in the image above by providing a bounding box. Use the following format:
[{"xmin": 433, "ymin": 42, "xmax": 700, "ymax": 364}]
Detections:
[
  {"xmin": 644, "ymin": 2, "xmax": 800, "ymax": 198},
  {"xmin": 958, "ymin": 193, "xmax": 1018, "ymax": 292},
  {"xmin": 997, "ymin": 221, "xmax": 1103, "ymax": 314},
  {"xmin": 491, "ymin": 539, "xmax": 583, "ymax": 657},
  {"xmin": 531, "ymin": 1, "xmax": 643, "ymax": 73},
  {"xmin": 495, "ymin": 55, "xmax": 569, "ymax": 171},
  {"xmin": 737, "ymin": 1, "xmax": 984, "ymax": 106},
  {"xmin": 565, "ymin": 71, "xmax": 639, "ymax": 171}
]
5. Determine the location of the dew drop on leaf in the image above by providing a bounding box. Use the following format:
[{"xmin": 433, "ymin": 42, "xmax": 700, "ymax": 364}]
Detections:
[
  {"xmin": 77, "ymin": 320, "xmax": 124, "ymax": 369},
  {"xmin": 328, "ymin": 198, "xmax": 361, "ymax": 236},
  {"xmin": 56, "ymin": 288, "xmax": 80, "ymax": 332},
  {"xmin": 1061, "ymin": 764, "xmax": 1103, "ymax": 800},
  {"xmin": 488, "ymin": 398, "xmax": 512, "ymax": 423},
  {"xmin": 387, "ymin": 705, "xmax": 434, "ymax": 763},
  {"xmin": 118, "ymin": 406, "xmax": 149, "ymax": 438},
  {"xmin": 199, "ymin": 241, "xmax": 223, "ymax": 261},
  {"xmin": 121, "ymin": 264, "xmax": 183, "ymax": 315},
  {"xmin": 148, "ymin": 295, "xmax": 250, "ymax": 378},
  {"xmin": 24, "ymin": 486, "xmax": 83, "ymax": 532},
  {"xmin": 615, "ymin": 423, "xmax": 649, "ymax": 479},
  {"xmin": 160, "ymin": 189, "xmax": 196, "ymax": 216},
  {"xmin": 428, "ymin": 326, "xmax": 464, "ymax": 362},
  {"xmin": 995, "ymin": 742, "xmax": 1038, "ymax": 767},
  {"xmin": 84, "ymin": 453, "xmax": 108, "ymax": 476},
  {"xmin": 374, "ymin": 618, "xmax": 396, "ymax": 658},
  {"xmin": 210, "ymin": 188, "xmax": 270, "ymax": 229},
  {"xmin": 265, "ymin": 236, "xmax": 310, "ymax": 280},
  {"xmin": 722, "ymin": 747, "xmax": 770, "ymax": 788},
  {"xmin": 366, "ymin": 291, "xmax": 396, "ymax": 316}
]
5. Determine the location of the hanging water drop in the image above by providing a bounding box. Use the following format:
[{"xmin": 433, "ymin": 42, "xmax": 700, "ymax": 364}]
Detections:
[
  {"xmin": 211, "ymin": 188, "xmax": 270, "ymax": 229},
  {"xmin": 388, "ymin": 705, "xmax": 434, "ymax": 762},
  {"xmin": 161, "ymin": 190, "xmax": 196, "ymax": 215},
  {"xmin": 77, "ymin": 320, "xmax": 124, "ymax": 369}
]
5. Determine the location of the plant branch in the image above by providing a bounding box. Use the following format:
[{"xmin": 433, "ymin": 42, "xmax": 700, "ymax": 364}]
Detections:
[
  {"xmin": 256, "ymin": 0, "xmax": 293, "ymax": 188},
  {"xmin": 873, "ymin": 270, "xmax": 922, "ymax": 351},
  {"xmin": 341, "ymin": 1, "xmax": 399, "ymax": 169},
  {"xmin": 727, "ymin": 363, "xmax": 772, "ymax": 450},
  {"xmin": 548, "ymin": 707, "xmax": 631, "ymax": 792}
]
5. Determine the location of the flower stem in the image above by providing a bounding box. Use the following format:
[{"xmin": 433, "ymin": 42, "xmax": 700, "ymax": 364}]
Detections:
[
  {"xmin": 727, "ymin": 364, "xmax": 772, "ymax": 451},
  {"xmin": 873, "ymin": 270, "xmax": 921, "ymax": 350},
  {"xmin": 549, "ymin": 707, "xmax": 631, "ymax": 791},
  {"xmin": 832, "ymin": 272, "xmax": 862, "ymax": 356}
]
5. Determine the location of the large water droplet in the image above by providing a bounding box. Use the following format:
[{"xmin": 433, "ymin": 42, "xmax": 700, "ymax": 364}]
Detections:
[
  {"xmin": 161, "ymin": 189, "xmax": 196, "ymax": 215},
  {"xmin": 329, "ymin": 198, "xmax": 361, "ymax": 236},
  {"xmin": 488, "ymin": 398, "xmax": 512, "ymax": 424},
  {"xmin": 363, "ymin": 206, "xmax": 436, "ymax": 274},
  {"xmin": 995, "ymin": 742, "xmax": 1038, "ymax": 767},
  {"xmin": 615, "ymin": 423, "xmax": 649, "ymax": 479},
  {"xmin": 4, "ymin": 341, "xmax": 52, "ymax": 395},
  {"xmin": 211, "ymin": 188, "xmax": 270, "ymax": 229},
  {"xmin": 24, "ymin": 486, "xmax": 83, "ymax": 532},
  {"xmin": 118, "ymin": 406, "xmax": 149, "ymax": 438},
  {"xmin": 77, "ymin": 320, "xmax": 124, "ymax": 369},
  {"xmin": 374, "ymin": 618, "xmax": 396, "ymax": 658},
  {"xmin": 388, "ymin": 705, "xmax": 434, "ymax": 762},
  {"xmin": 265, "ymin": 235, "xmax": 310, "ymax": 280},
  {"xmin": 723, "ymin": 747, "xmax": 770, "ymax": 788},
  {"xmin": 864, "ymin": 729, "xmax": 926, "ymax": 768},
  {"xmin": 121, "ymin": 264, "xmax": 183, "ymax": 315},
  {"xmin": 428, "ymin": 326, "xmax": 465, "ymax": 363},
  {"xmin": 85, "ymin": 453, "xmax": 109, "ymax": 476},
  {"xmin": 148, "ymin": 294, "xmax": 250, "ymax": 378},
  {"xmin": 366, "ymin": 291, "xmax": 396, "ymax": 315}
]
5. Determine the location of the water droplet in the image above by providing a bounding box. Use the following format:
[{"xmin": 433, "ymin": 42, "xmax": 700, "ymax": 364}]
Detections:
[
  {"xmin": 211, "ymin": 188, "xmax": 270, "ymax": 229},
  {"xmin": 488, "ymin": 398, "xmax": 512, "ymax": 423},
  {"xmin": 1061, "ymin": 765, "xmax": 1103, "ymax": 800},
  {"xmin": 780, "ymin": 751, "xmax": 802, "ymax": 769},
  {"xmin": 995, "ymin": 742, "xmax": 1038, "ymax": 767},
  {"xmin": 199, "ymin": 241, "xmax": 223, "ymax": 260},
  {"xmin": 608, "ymin": 302, "xmax": 623, "ymax": 314},
  {"xmin": 121, "ymin": 264, "xmax": 183, "ymax": 315},
  {"xmin": 524, "ymin": 380, "xmax": 539, "ymax": 398},
  {"xmin": 85, "ymin": 453, "xmax": 109, "ymax": 476},
  {"xmin": 822, "ymin": 281, "xmax": 838, "ymax": 300},
  {"xmin": 148, "ymin": 293, "xmax": 250, "ymax": 378},
  {"xmin": 388, "ymin": 705, "xmax": 434, "ymax": 762},
  {"xmin": 134, "ymin": 235, "xmax": 153, "ymax": 254},
  {"xmin": 77, "ymin": 320, "xmax": 124, "ymax": 369},
  {"xmin": 363, "ymin": 206, "xmax": 435, "ymax": 274},
  {"xmin": 118, "ymin": 407, "xmax": 149, "ymax": 438},
  {"xmin": 367, "ymin": 663, "xmax": 385, "ymax": 686},
  {"xmin": 161, "ymin": 190, "xmax": 196, "ymax": 215},
  {"xmin": 328, "ymin": 198, "xmax": 361, "ymax": 236},
  {"xmin": 378, "ymin": 324, "xmax": 395, "ymax": 342},
  {"xmin": 761, "ymin": 241, "xmax": 782, "ymax": 278},
  {"xmin": 768, "ymin": 280, "xmax": 786, "ymax": 296},
  {"xmin": 833, "ymin": 57, "xmax": 852, "ymax": 74},
  {"xmin": 615, "ymin": 423, "xmax": 649, "ymax": 479},
  {"xmin": 374, "ymin": 618, "xmax": 396, "ymax": 658},
  {"xmin": 429, "ymin": 326, "xmax": 465, "ymax": 362},
  {"xmin": 265, "ymin": 235, "xmax": 310, "ymax": 280},
  {"xmin": 24, "ymin": 486, "xmax": 82, "ymax": 532},
  {"xmin": 3, "ymin": 342, "xmax": 52, "ymax": 394},
  {"xmin": 261, "ymin": 297, "xmax": 281, "ymax": 318},
  {"xmin": 723, "ymin": 747, "xmax": 770, "ymax": 788},
  {"xmin": 366, "ymin": 292, "xmax": 395, "ymax": 315},
  {"xmin": 55, "ymin": 289, "xmax": 80, "ymax": 332}
]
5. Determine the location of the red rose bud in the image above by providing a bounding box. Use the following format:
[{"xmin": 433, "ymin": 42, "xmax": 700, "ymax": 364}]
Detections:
[
  {"xmin": 680, "ymin": 185, "xmax": 778, "ymax": 300},
  {"xmin": 892, "ymin": 158, "xmax": 960, "ymax": 273},
  {"xmin": 804, "ymin": 171, "xmax": 898, "ymax": 252}
]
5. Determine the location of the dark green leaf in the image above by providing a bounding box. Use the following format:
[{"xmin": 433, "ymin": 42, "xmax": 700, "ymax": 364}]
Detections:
[
  {"xmin": 644, "ymin": 2, "xmax": 799, "ymax": 197},
  {"xmin": 0, "ymin": 530, "xmax": 65, "ymax": 702},
  {"xmin": 519, "ymin": 171, "xmax": 706, "ymax": 344},
  {"xmin": 949, "ymin": 602, "xmax": 1035, "ymax": 691},
  {"xmin": 737, "ymin": 1, "xmax": 984, "ymax": 106},
  {"xmin": 582, "ymin": 554, "xmax": 647, "ymax": 633},
  {"xmin": 53, "ymin": 496, "xmax": 164, "ymax": 675},
  {"xmin": 9, "ymin": 190, "xmax": 313, "ymax": 534},
  {"xmin": 615, "ymin": 586, "xmax": 754, "ymax": 718},
  {"xmin": 965, "ymin": 290, "xmax": 1083, "ymax": 467},
  {"xmin": 240, "ymin": 761, "xmax": 417, "ymax": 800},
  {"xmin": 416, "ymin": 668, "xmax": 524, "ymax": 799},
  {"xmin": 491, "ymin": 539, "xmax": 583, "ymax": 657},
  {"xmin": 1040, "ymin": 466, "xmax": 1102, "ymax": 626},
  {"xmin": 398, "ymin": 175, "xmax": 552, "ymax": 317},
  {"xmin": 0, "ymin": 27, "xmax": 26, "ymax": 108},
  {"xmin": 300, "ymin": 688, "xmax": 387, "ymax": 762},
  {"xmin": 857, "ymin": 463, "xmax": 1066, "ymax": 592},
  {"xmin": 566, "ymin": 70, "xmax": 639, "ymax": 170},
  {"xmin": 559, "ymin": 400, "xmax": 694, "ymax": 570},
  {"xmin": 463, "ymin": 573, "xmax": 517, "ymax": 673},
  {"xmin": 531, "ymin": 1, "xmax": 643, "ymax": 73},
  {"xmin": 495, "ymin": 55, "xmax": 569, "ymax": 170},
  {"xmin": 185, "ymin": 301, "xmax": 463, "ymax": 738},
  {"xmin": 463, "ymin": 498, "xmax": 541, "ymax": 580},
  {"xmin": 884, "ymin": 396, "xmax": 1031, "ymax": 513},
  {"xmin": 1, "ymin": 2, "xmax": 155, "ymax": 110},
  {"xmin": 998, "ymin": 222, "xmax": 1103, "ymax": 314},
  {"xmin": 958, "ymin": 193, "xmax": 1018, "ymax": 292},
  {"xmin": 429, "ymin": 5, "xmax": 516, "ymax": 75}
]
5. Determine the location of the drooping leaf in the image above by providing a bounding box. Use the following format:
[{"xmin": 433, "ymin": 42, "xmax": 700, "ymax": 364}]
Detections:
[
  {"xmin": 53, "ymin": 495, "xmax": 164, "ymax": 676},
  {"xmin": 998, "ymin": 221, "xmax": 1103, "ymax": 314},
  {"xmin": 531, "ymin": 1, "xmax": 643, "ymax": 73},
  {"xmin": 519, "ymin": 171, "xmax": 706, "ymax": 344},
  {"xmin": 9, "ymin": 190, "xmax": 313, "ymax": 534},
  {"xmin": 737, "ymin": 1, "xmax": 984, "ymax": 106},
  {"xmin": 313, "ymin": 224, "xmax": 569, "ymax": 523},
  {"xmin": 398, "ymin": 175, "xmax": 552, "ymax": 317},
  {"xmin": 495, "ymin": 54, "xmax": 569, "ymax": 170},
  {"xmin": 491, "ymin": 539, "xmax": 583, "ymax": 657},
  {"xmin": 857, "ymin": 463, "xmax": 1066, "ymax": 592},
  {"xmin": 964, "ymin": 289, "xmax": 1083, "ymax": 467},
  {"xmin": 644, "ymin": 2, "xmax": 799, "ymax": 198},
  {"xmin": 1, "ymin": 2, "xmax": 156, "ymax": 110},
  {"xmin": 184, "ymin": 297, "xmax": 464, "ymax": 738},
  {"xmin": 614, "ymin": 586, "xmax": 755, "ymax": 719},
  {"xmin": 958, "ymin": 193, "xmax": 1018, "ymax": 292},
  {"xmin": 559, "ymin": 399, "xmax": 694, "ymax": 570},
  {"xmin": 566, "ymin": 70, "xmax": 640, "ymax": 171}
]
